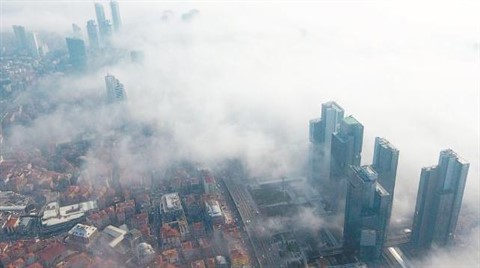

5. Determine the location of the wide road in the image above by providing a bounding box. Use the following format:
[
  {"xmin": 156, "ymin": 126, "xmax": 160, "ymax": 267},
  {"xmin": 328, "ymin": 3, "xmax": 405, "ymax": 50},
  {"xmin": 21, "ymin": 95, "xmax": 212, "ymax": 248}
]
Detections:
[{"xmin": 222, "ymin": 176, "xmax": 283, "ymax": 268}]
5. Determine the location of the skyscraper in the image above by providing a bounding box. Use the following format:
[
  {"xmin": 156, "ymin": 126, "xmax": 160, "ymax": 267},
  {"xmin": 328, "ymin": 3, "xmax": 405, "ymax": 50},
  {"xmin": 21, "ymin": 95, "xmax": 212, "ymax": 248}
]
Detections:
[
  {"xmin": 309, "ymin": 102, "xmax": 345, "ymax": 146},
  {"xmin": 110, "ymin": 1, "xmax": 122, "ymax": 32},
  {"xmin": 344, "ymin": 165, "xmax": 391, "ymax": 261},
  {"xmin": 330, "ymin": 115, "xmax": 364, "ymax": 180},
  {"xmin": 12, "ymin": 25, "xmax": 28, "ymax": 51},
  {"xmin": 72, "ymin": 23, "xmax": 83, "ymax": 39},
  {"xmin": 66, "ymin": 38, "xmax": 87, "ymax": 70},
  {"xmin": 309, "ymin": 101, "xmax": 344, "ymax": 184},
  {"xmin": 105, "ymin": 75, "xmax": 127, "ymax": 103},
  {"xmin": 372, "ymin": 137, "xmax": 399, "ymax": 233},
  {"xmin": 94, "ymin": 3, "xmax": 107, "ymax": 39},
  {"xmin": 86, "ymin": 20, "xmax": 100, "ymax": 50},
  {"xmin": 26, "ymin": 32, "xmax": 40, "ymax": 58},
  {"xmin": 411, "ymin": 149, "xmax": 469, "ymax": 251}
]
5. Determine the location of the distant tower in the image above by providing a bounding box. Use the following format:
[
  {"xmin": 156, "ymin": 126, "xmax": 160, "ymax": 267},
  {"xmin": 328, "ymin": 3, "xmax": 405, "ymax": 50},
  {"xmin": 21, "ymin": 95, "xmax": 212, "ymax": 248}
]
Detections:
[
  {"xmin": 94, "ymin": 3, "xmax": 107, "ymax": 39},
  {"xmin": 309, "ymin": 101, "xmax": 344, "ymax": 184},
  {"xmin": 104, "ymin": 20, "xmax": 114, "ymax": 40},
  {"xmin": 26, "ymin": 32, "xmax": 40, "ymax": 58},
  {"xmin": 66, "ymin": 38, "xmax": 87, "ymax": 70},
  {"xmin": 372, "ymin": 137, "xmax": 399, "ymax": 233},
  {"xmin": 110, "ymin": 1, "xmax": 122, "ymax": 32},
  {"xmin": 105, "ymin": 74, "xmax": 127, "ymax": 103},
  {"xmin": 86, "ymin": 20, "xmax": 100, "ymax": 50},
  {"xmin": 72, "ymin": 23, "xmax": 83, "ymax": 39},
  {"xmin": 344, "ymin": 165, "xmax": 391, "ymax": 261},
  {"xmin": 12, "ymin": 25, "xmax": 28, "ymax": 51},
  {"xmin": 411, "ymin": 149, "xmax": 469, "ymax": 251}
]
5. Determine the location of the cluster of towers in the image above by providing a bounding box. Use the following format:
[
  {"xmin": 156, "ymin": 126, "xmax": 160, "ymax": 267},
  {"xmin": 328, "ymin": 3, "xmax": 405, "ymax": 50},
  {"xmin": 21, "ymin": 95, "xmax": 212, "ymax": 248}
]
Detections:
[
  {"xmin": 11, "ymin": 25, "xmax": 47, "ymax": 58},
  {"xmin": 65, "ymin": 1, "xmax": 122, "ymax": 71},
  {"xmin": 309, "ymin": 101, "xmax": 469, "ymax": 261}
]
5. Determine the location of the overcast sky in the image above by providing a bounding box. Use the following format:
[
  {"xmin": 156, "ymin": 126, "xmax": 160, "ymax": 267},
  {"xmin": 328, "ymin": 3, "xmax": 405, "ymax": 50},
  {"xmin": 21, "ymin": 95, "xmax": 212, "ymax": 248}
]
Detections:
[{"xmin": 1, "ymin": 1, "xmax": 479, "ymax": 266}]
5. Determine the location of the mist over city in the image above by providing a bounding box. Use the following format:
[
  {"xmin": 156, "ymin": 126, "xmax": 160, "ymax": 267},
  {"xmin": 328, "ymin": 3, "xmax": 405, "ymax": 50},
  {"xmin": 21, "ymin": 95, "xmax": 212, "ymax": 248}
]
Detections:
[{"xmin": 0, "ymin": 1, "xmax": 478, "ymax": 268}]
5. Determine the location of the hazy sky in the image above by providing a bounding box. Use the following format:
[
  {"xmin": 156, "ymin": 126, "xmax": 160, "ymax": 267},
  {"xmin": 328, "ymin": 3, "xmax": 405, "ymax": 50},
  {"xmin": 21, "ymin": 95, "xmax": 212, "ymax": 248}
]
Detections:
[{"xmin": 1, "ymin": 1, "xmax": 479, "ymax": 266}]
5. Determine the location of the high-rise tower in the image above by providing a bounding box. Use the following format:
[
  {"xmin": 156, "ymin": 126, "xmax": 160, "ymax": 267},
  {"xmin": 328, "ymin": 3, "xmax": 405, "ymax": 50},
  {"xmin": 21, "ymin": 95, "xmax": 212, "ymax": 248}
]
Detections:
[
  {"xmin": 344, "ymin": 165, "xmax": 391, "ymax": 261},
  {"xmin": 66, "ymin": 38, "xmax": 87, "ymax": 70},
  {"xmin": 105, "ymin": 75, "xmax": 127, "ymax": 103},
  {"xmin": 86, "ymin": 20, "xmax": 100, "ymax": 50},
  {"xmin": 309, "ymin": 101, "xmax": 344, "ymax": 185},
  {"xmin": 110, "ymin": 1, "xmax": 122, "ymax": 32},
  {"xmin": 330, "ymin": 115, "xmax": 364, "ymax": 180},
  {"xmin": 95, "ymin": 3, "xmax": 107, "ymax": 39},
  {"xmin": 12, "ymin": 25, "xmax": 28, "ymax": 51},
  {"xmin": 411, "ymin": 149, "xmax": 469, "ymax": 251},
  {"xmin": 372, "ymin": 137, "xmax": 399, "ymax": 233}
]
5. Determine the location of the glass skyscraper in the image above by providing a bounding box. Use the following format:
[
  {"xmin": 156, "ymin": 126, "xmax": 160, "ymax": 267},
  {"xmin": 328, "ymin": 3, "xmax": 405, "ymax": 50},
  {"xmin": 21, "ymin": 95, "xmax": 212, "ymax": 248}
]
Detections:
[
  {"xmin": 344, "ymin": 165, "xmax": 391, "ymax": 261},
  {"xmin": 66, "ymin": 38, "xmax": 87, "ymax": 70},
  {"xmin": 411, "ymin": 149, "xmax": 469, "ymax": 251},
  {"xmin": 110, "ymin": 1, "xmax": 122, "ymax": 32}
]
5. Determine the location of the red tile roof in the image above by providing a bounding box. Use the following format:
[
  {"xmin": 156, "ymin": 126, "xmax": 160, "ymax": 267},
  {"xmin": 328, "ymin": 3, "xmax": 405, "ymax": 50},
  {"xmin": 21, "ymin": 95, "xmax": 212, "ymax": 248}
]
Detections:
[{"xmin": 38, "ymin": 242, "xmax": 66, "ymax": 265}]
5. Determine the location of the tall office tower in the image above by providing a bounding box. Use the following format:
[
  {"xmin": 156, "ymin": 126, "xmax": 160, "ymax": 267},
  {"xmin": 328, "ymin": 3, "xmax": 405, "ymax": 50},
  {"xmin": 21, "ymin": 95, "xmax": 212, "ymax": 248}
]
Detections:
[
  {"xmin": 411, "ymin": 149, "xmax": 469, "ymax": 251},
  {"xmin": 26, "ymin": 32, "xmax": 40, "ymax": 58},
  {"xmin": 344, "ymin": 165, "xmax": 391, "ymax": 261},
  {"xmin": 372, "ymin": 137, "xmax": 399, "ymax": 233},
  {"xmin": 66, "ymin": 38, "xmax": 87, "ymax": 70},
  {"xmin": 105, "ymin": 75, "xmax": 127, "ymax": 103},
  {"xmin": 309, "ymin": 102, "xmax": 344, "ymax": 184},
  {"xmin": 110, "ymin": 1, "xmax": 122, "ymax": 32},
  {"xmin": 12, "ymin": 25, "xmax": 28, "ymax": 50},
  {"xmin": 104, "ymin": 20, "xmax": 114, "ymax": 39},
  {"xmin": 72, "ymin": 23, "xmax": 83, "ymax": 39},
  {"xmin": 95, "ymin": 3, "xmax": 107, "ymax": 39},
  {"xmin": 328, "ymin": 115, "xmax": 364, "ymax": 209},
  {"xmin": 86, "ymin": 20, "xmax": 100, "ymax": 50},
  {"xmin": 330, "ymin": 115, "xmax": 364, "ymax": 180}
]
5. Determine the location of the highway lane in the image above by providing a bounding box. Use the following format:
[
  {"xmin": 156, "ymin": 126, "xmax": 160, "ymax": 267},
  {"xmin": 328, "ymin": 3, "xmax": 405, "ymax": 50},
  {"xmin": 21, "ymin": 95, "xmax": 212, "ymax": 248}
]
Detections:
[{"xmin": 222, "ymin": 176, "xmax": 283, "ymax": 268}]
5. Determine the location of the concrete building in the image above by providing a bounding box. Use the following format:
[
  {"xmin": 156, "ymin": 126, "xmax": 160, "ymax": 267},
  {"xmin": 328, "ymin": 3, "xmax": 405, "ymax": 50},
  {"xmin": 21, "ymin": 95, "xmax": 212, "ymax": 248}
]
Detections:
[
  {"xmin": 205, "ymin": 199, "xmax": 224, "ymax": 225},
  {"xmin": 66, "ymin": 223, "xmax": 98, "ymax": 250},
  {"xmin": 136, "ymin": 242, "xmax": 155, "ymax": 265},
  {"xmin": 411, "ymin": 149, "xmax": 469, "ymax": 250},
  {"xmin": 161, "ymin": 192, "xmax": 184, "ymax": 222},
  {"xmin": 41, "ymin": 200, "xmax": 98, "ymax": 235}
]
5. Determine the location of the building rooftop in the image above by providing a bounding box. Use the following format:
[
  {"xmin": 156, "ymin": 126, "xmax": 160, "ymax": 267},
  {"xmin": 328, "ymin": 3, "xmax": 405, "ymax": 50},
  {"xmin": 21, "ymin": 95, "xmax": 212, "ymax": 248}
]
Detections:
[
  {"xmin": 162, "ymin": 193, "xmax": 182, "ymax": 212},
  {"xmin": 359, "ymin": 166, "xmax": 377, "ymax": 182},
  {"xmin": 205, "ymin": 200, "xmax": 222, "ymax": 218},
  {"xmin": 440, "ymin": 149, "xmax": 469, "ymax": 165},
  {"xmin": 375, "ymin": 183, "xmax": 390, "ymax": 197},
  {"xmin": 375, "ymin": 137, "xmax": 398, "ymax": 152},
  {"xmin": 323, "ymin": 101, "xmax": 344, "ymax": 113},
  {"xmin": 343, "ymin": 115, "xmax": 361, "ymax": 126},
  {"xmin": 0, "ymin": 191, "xmax": 31, "ymax": 211},
  {"xmin": 68, "ymin": 223, "xmax": 97, "ymax": 239},
  {"xmin": 42, "ymin": 200, "xmax": 98, "ymax": 226}
]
